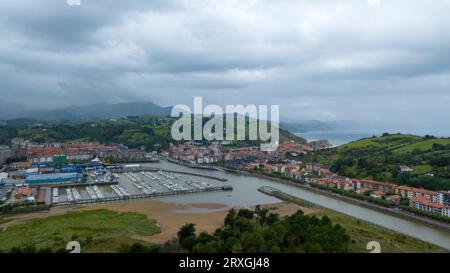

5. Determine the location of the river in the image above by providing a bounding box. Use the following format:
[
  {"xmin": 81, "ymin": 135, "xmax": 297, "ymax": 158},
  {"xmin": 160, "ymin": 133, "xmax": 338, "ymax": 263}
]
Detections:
[{"xmin": 141, "ymin": 160, "xmax": 450, "ymax": 250}]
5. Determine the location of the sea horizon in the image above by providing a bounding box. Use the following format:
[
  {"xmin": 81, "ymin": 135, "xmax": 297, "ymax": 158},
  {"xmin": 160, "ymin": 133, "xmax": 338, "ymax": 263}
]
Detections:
[{"xmin": 296, "ymin": 129, "xmax": 450, "ymax": 146}]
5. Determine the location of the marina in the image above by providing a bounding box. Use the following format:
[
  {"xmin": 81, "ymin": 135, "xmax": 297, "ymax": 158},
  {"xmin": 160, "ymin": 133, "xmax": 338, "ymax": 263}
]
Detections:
[
  {"xmin": 53, "ymin": 186, "xmax": 231, "ymax": 206},
  {"xmin": 51, "ymin": 168, "xmax": 233, "ymax": 206}
]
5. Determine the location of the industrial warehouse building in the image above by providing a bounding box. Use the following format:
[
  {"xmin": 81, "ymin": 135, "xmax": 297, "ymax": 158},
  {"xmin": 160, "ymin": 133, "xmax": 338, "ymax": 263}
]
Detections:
[{"xmin": 25, "ymin": 173, "xmax": 83, "ymax": 186}]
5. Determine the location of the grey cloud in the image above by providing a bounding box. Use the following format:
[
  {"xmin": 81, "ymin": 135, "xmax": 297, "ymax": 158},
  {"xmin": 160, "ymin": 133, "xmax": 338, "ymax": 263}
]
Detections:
[{"xmin": 0, "ymin": 0, "xmax": 449, "ymax": 131}]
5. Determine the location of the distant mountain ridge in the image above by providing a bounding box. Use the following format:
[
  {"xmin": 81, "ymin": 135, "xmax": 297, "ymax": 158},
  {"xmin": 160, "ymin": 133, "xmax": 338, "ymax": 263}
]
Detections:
[{"xmin": 0, "ymin": 102, "xmax": 172, "ymax": 121}]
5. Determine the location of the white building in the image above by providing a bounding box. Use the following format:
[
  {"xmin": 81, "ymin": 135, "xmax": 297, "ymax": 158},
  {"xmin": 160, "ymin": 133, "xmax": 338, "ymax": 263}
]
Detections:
[
  {"xmin": 0, "ymin": 172, "xmax": 8, "ymax": 181},
  {"xmin": 0, "ymin": 145, "xmax": 12, "ymax": 165}
]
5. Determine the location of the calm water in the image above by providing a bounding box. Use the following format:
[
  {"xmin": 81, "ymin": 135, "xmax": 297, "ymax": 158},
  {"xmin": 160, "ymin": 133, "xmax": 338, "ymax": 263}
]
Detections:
[
  {"xmin": 143, "ymin": 161, "xmax": 450, "ymax": 250},
  {"xmin": 296, "ymin": 130, "xmax": 383, "ymax": 146}
]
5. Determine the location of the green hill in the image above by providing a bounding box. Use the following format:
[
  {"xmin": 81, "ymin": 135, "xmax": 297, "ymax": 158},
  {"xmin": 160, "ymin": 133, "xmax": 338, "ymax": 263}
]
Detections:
[
  {"xmin": 0, "ymin": 102, "xmax": 173, "ymax": 121},
  {"xmin": 302, "ymin": 133, "xmax": 450, "ymax": 191},
  {"xmin": 0, "ymin": 115, "xmax": 304, "ymax": 150}
]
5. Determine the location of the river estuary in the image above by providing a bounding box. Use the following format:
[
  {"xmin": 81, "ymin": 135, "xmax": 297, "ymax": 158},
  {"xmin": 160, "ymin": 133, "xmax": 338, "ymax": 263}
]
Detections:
[{"xmin": 139, "ymin": 160, "xmax": 450, "ymax": 250}]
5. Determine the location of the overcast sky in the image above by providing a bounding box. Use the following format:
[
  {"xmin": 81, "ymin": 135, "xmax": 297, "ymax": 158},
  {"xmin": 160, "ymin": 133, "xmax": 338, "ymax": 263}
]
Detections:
[{"xmin": 1, "ymin": 0, "xmax": 450, "ymax": 130}]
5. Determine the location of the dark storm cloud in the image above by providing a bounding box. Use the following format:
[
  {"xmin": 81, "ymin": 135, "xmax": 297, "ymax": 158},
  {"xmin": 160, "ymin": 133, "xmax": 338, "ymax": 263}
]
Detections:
[{"xmin": 0, "ymin": 0, "xmax": 450, "ymax": 130}]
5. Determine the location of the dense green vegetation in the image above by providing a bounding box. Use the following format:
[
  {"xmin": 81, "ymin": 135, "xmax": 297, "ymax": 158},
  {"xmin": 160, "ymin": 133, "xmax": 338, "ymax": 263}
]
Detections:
[
  {"xmin": 301, "ymin": 133, "xmax": 450, "ymax": 191},
  {"xmin": 16, "ymin": 115, "xmax": 174, "ymax": 150},
  {"xmin": 0, "ymin": 209, "xmax": 160, "ymax": 253},
  {"xmin": 0, "ymin": 202, "xmax": 51, "ymax": 215},
  {"xmin": 176, "ymin": 207, "xmax": 350, "ymax": 253},
  {"xmin": 0, "ymin": 114, "xmax": 303, "ymax": 151}
]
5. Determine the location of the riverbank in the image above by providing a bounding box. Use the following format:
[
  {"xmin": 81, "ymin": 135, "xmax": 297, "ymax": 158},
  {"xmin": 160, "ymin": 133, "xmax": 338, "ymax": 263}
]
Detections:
[{"xmin": 218, "ymin": 166, "xmax": 450, "ymax": 232}]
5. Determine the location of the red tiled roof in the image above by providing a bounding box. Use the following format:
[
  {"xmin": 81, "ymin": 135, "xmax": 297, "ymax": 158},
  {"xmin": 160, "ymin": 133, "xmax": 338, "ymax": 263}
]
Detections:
[
  {"xmin": 16, "ymin": 187, "xmax": 32, "ymax": 197},
  {"xmin": 396, "ymin": 186, "xmax": 436, "ymax": 196},
  {"xmin": 411, "ymin": 197, "xmax": 448, "ymax": 209},
  {"xmin": 352, "ymin": 179, "xmax": 395, "ymax": 188}
]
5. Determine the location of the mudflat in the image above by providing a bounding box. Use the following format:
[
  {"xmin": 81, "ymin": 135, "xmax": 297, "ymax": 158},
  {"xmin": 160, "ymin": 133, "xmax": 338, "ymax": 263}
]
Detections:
[{"xmin": 82, "ymin": 200, "xmax": 311, "ymax": 244}]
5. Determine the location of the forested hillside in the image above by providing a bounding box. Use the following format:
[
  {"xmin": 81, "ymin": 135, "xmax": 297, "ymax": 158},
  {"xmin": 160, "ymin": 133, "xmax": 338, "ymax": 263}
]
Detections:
[
  {"xmin": 302, "ymin": 133, "xmax": 450, "ymax": 191},
  {"xmin": 0, "ymin": 115, "xmax": 304, "ymax": 151}
]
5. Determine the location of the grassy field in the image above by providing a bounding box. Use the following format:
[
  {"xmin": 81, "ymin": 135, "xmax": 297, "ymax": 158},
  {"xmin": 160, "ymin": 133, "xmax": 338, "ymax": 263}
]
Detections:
[
  {"xmin": 410, "ymin": 164, "xmax": 434, "ymax": 175},
  {"xmin": 273, "ymin": 193, "xmax": 447, "ymax": 253},
  {"xmin": 338, "ymin": 134, "xmax": 450, "ymax": 155},
  {"xmin": 392, "ymin": 138, "xmax": 450, "ymax": 154},
  {"xmin": 338, "ymin": 134, "xmax": 423, "ymax": 152},
  {"xmin": 0, "ymin": 217, "xmax": 11, "ymax": 225},
  {"xmin": 0, "ymin": 209, "xmax": 160, "ymax": 253}
]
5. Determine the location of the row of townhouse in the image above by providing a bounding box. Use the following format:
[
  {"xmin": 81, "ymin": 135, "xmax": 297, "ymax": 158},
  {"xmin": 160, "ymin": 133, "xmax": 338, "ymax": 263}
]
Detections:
[
  {"xmin": 437, "ymin": 191, "xmax": 450, "ymax": 206},
  {"xmin": 196, "ymin": 154, "xmax": 221, "ymax": 164},
  {"xmin": 170, "ymin": 150, "xmax": 221, "ymax": 165},
  {"xmin": 395, "ymin": 186, "xmax": 450, "ymax": 217},
  {"xmin": 265, "ymin": 163, "xmax": 300, "ymax": 174},
  {"xmin": 265, "ymin": 163, "xmax": 319, "ymax": 183},
  {"xmin": 306, "ymin": 163, "xmax": 321, "ymax": 172},
  {"xmin": 303, "ymin": 163, "xmax": 450, "ymax": 211},
  {"xmin": 316, "ymin": 178, "xmax": 354, "ymax": 191},
  {"xmin": 353, "ymin": 179, "xmax": 396, "ymax": 194},
  {"xmin": 65, "ymin": 151, "xmax": 94, "ymax": 161},
  {"xmin": 409, "ymin": 197, "xmax": 450, "ymax": 217},
  {"xmin": 169, "ymin": 142, "xmax": 222, "ymax": 164},
  {"xmin": 395, "ymin": 186, "xmax": 438, "ymax": 203}
]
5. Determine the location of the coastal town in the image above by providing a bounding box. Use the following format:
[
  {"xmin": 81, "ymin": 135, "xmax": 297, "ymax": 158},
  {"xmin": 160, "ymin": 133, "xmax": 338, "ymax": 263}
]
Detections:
[
  {"xmin": 0, "ymin": 138, "xmax": 151, "ymax": 205},
  {"xmin": 1, "ymin": 137, "xmax": 450, "ymax": 223},
  {"xmin": 166, "ymin": 140, "xmax": 450, "ymax": 219}
]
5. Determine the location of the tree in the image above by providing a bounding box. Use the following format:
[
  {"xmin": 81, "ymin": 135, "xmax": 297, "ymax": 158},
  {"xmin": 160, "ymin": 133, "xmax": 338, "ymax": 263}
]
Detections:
[
  {"xmin": 178, "ymin": 223, "xmax": 197, "ymax": 252},
  {"xmin": 224, "ymin": 208, "xmax": 237, "ymax": 227},
  {"xmin": 256, "ymin": 207, "xmax": 269, "ymax": 227},
  {"xmin": 197, "ymin": 231, "xmax": 213, "ymax": 245},
  {"xmin": 159, "ymin": 239, "xmax": 182, "ymax": 253},
  {"xmin": 176, "ymin": 208, "xmax": 350, "ymax": 253},
  {"xmin": 357, "ymin": 158, "xmax": 368, "ymax": 168},
  {"xmin": 129, "ymin": 243, "xmax": 146, "ymax": 253},
  {"xmin": 266, "ymin": 213, "xmax": 280, "ymax": 225},
  {"xmin": 237, "ymin": 209, "xmax": 254, "ymax": 220},
  {"xmin": 180, "ymin": 236, "xmax": 197, "ymax": 252},
  {"xmin": 177, "ymin": 223, "xmax": 196, "ymax": 243}
]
